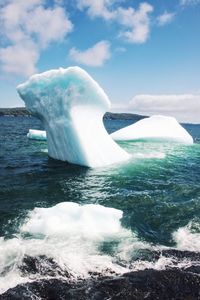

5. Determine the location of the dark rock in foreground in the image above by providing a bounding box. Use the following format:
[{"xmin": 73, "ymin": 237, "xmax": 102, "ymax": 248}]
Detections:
[
  {"xmin": 2, "ymin": 268, "xmax": 200, "ymax": 300},
  {"xmin": 1, "ymin": 250, "xmax": 200, "ymax": 299},
  {"xmin": 19, "ymin": 255, "xmax": 70, "ymax": 278}
]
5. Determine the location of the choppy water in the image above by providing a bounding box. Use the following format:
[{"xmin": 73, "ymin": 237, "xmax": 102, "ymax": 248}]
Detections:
[{"xmin": 0, "ymin": 116, "xmax": 200, "ymax": 298}]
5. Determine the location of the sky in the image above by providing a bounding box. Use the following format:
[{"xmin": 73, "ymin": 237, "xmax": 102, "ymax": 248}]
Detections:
[{"xmin": 0, "ymin": 0, "xmax": 200, "ymax": 123}]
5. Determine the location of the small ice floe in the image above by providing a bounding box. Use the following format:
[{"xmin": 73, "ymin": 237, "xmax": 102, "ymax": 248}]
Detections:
[
  {"xmin": 27, "ymin": 129, "xmax": 46, "ymax": 141},
  {"xmin": 111, "ymin": 115, "xmax": 193, "ymax": 145}
]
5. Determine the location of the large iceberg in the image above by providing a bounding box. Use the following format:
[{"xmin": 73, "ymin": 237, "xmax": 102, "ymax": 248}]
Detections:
[
  {"xmin": 111, "ymin": 115, "xmax": 193, "ymax": 144},
  {"xmin": 17, "ymin": 67, "xmax": 129, "ymax": 167}
]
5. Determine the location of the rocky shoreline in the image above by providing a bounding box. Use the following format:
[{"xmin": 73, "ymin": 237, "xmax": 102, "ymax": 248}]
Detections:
[
  {"xmin": 1, "ymin": 250, "xmax": 200, "ymax": 299},
  {"xmin": 2, "ymin": 266, "xmax": 200, "ymax": 300},
  {"xmin": 0, "ymin": 107, "xmax": 31, "ymax": 116}
]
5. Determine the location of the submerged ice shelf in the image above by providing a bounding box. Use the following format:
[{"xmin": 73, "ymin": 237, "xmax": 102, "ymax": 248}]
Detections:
[
  {"xmin": 111, "ymin": 115, "xmax": 193, "ymax": 145},
  {"xmin": 17, "ymin": 67, "xmax": 129, "ymax": 168}
]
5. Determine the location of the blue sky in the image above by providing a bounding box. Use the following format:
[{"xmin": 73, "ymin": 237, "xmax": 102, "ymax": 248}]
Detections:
[{"xmin": 0, "ymin": 0, "xmax": 200, "ymax": 122}]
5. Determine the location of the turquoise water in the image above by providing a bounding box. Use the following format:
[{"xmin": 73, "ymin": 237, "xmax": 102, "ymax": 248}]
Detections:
[{"xmin": 0, "ymin": 116, "xmax": 200, "ymax": 294}]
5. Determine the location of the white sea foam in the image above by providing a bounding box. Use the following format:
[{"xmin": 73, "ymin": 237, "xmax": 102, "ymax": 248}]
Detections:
[
  {"xmin": 133, "ymin": 152, "xmax": 166, "ymax": 159},
  {"xmin": 0, "ymin": 237, "xmax": 32, "ymax": 294},
  {"xmin": 132, "ymin": 256, "xmax": 175, "ymax": 271},
  {"xmin": 0, "ymin": 203, "xmax": 134, "ymax": 294},
  {"xmin": 173, "ymin": 221, "xmax": 200, "ymax": 252},
  {"xmin": 0, "ymin": 203, "xmax": 199, "ymax": 295}
]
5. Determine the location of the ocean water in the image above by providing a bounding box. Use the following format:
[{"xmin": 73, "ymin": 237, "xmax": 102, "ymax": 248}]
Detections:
[{"xmin": 0, "ymin": 116, "xmax": 200, "ymax": 298}]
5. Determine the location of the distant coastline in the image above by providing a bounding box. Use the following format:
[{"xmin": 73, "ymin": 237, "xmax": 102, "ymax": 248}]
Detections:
[
  {"xmin": 0, "ymin": 107, "xmax": 31, "ymax": 117},
  {"xmin": 0, "ymin": 107, "xmax": 147, "ymax": 121}
]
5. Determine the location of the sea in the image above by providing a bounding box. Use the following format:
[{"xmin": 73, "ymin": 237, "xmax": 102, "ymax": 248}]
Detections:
[{"xmin": 0, "ymin": 115, "xmax": 200, "ymax": 299}]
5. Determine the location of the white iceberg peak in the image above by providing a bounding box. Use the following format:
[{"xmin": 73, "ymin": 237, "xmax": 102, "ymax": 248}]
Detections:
[{"xmin": 17, "ymin": 66, "xmax": 129, "ymax": 167}]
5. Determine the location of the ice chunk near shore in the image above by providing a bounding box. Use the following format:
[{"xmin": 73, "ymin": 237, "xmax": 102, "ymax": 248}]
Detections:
[
  {"xmin": 27, "ymin": 129, "xmax": 47, "ymax": 141},
  {"xmin": 17, "ymin": 67, "xmax": 129, "ymax": 167},
  {"xmin": 111, "ymin": 115, "xmax": 193, "ymax": 144},
  {"xmin": 21, "ymin": 202, "xmax": 123, "ymax": 238}
]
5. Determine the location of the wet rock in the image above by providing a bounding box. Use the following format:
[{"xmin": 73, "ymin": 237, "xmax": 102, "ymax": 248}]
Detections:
[
  {"xmin": 2, "ymin": 268, "xmax": 200, "ymax": 300},
  {"xmin": 19, "ymin": 255, "xmax": 70, "ymax": 277},
  {"xmin": 161, "ymin": 249, "xmax": 200, "ymax": 261}
]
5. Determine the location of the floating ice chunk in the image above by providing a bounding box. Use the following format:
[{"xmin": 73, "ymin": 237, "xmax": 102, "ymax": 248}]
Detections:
[
  {"xmin": 27, "ymin": 129, "xmax": 46, "ymax": 141},
  {"xmin": 21, "ymin": 202, "xmax": 123, "ymax": 239},
  {"xmin": 111, "ymin": 115, "xmax": 193, "ymax": 144},
  {"xmin": 17, "ymin": 67, "xmax": 129, "ymax": 167},
  {"xmin": 0, "ymin": 202, "xmax": 136, "ymax": 293}
]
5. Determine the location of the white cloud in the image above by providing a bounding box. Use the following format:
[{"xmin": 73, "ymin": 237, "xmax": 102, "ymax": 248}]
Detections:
[
  {"xmin": 117, "ymin": 3, "xmax": 153, "ymax": 44},
  {"xmin": 76, "ymin": 0, "xmax": 116, "ymax": 20},
  {"xmin": 157, "ymin": 12, "xmax": 175, "ymax": 26},
  {"xmin": 0, "ymin": 42, "xmax": 38, "ymax": 77},
  {"xmin": 128, "ymin": 94, "xmax": 200, "ymax": 123},
  {"xmin": 180, "ymin": 0, "xmax": 200, "ymax": 5},
  {"xmin": 115, "ymin": 47, "xmax": 126, "ymax": 53},
  {"xmin": 76, "ymin": 1, "xmax": 153, "ymax": 44},
  {"xmin": 0, "ymin": 0, "xmax": 73, "ymax": 77},
  {"xmin": 69, "ymin": 41, "xmax": 111, "ymax": 67},
  {"xmin": 24, "ymin": 6, "xmax": 73, "ymax": 48}
]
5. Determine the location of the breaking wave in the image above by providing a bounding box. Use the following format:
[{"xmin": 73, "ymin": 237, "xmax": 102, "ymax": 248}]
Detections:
[{"xmin": 0, "ymin": 202, "xmax": 199, "ymax": 295}]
